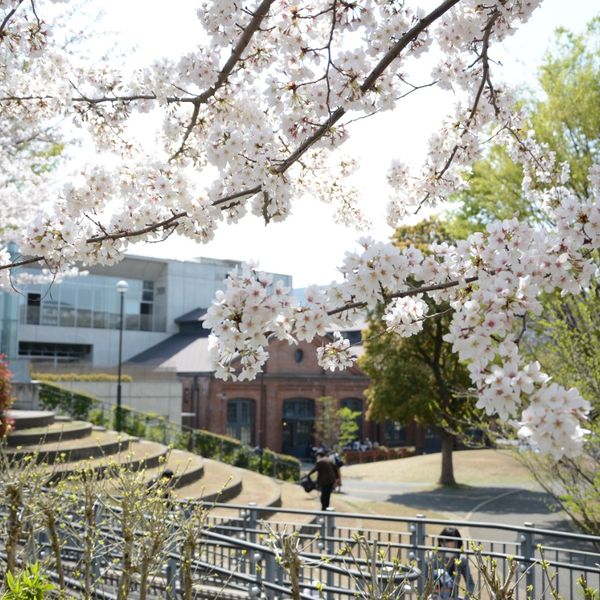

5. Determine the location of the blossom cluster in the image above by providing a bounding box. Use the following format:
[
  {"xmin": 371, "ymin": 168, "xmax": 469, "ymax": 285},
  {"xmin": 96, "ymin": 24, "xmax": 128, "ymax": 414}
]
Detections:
[
  {"xmin": 0, "ymin": 0, "xmax": 548, "ymax": 272},
  {"xmin": 205, "ymin": 164, "xmax": 599, "ymax": 457}
]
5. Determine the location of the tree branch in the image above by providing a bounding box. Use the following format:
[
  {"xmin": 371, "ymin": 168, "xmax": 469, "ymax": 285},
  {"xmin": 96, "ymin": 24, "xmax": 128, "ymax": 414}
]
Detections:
[
  {"xmin": 170, "ymin": 0, "xmax": 276, "ymax": 160},
  {"xmin": 0, "ymin": 0, "xmax": 25, "ymax": 39},
  {"xmin": 327, "ymin": 276, "xmax": 477, "ymax": 316}
]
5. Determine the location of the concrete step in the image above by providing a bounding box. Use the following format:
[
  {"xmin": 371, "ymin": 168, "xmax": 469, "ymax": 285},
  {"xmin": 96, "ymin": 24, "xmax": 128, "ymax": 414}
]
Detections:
[
  {"xmin": 173, "ymin": 457, "xmax": 243, "ymax": 503},
  {"xmin": 6, "ymin": 409, "xmax": 55, "ymax": 430},
  {"xmin": 210, "ymin": 468, "xmax": 282, "ymax": 519},
  {"xmin": 138, "ymin": 448, "xmax": 204, "ymax": 489},
  {"xmin": 7, "ymin": 420, "xmax": 93, "ymax": 446},
  {"xmin": 6, "ymin": 430, "xmax": 132, "ymax": 464}
]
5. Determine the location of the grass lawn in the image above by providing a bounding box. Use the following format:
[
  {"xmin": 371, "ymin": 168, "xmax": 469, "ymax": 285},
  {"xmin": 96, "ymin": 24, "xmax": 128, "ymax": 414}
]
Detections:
[{"xmin": 342, "ymin": 448, "xmax": 537, "ymax": 488}]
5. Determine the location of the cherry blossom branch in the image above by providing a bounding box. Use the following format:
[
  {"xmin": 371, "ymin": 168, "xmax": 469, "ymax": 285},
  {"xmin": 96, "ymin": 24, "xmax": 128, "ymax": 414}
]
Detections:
[
  {"xmin": 0, "ymin": 0, "xmax": 25, "ymax": 39},
  {"xmin": 170, "ymin": 0, "xmax": 276, "ymax": 160},
  {"xmin": 420, "ymin": 7, "xmax": 501, "ymax": 205},
  {"xmin": 4, "ymin": 256, "xmax": 45, "ymax": 269},
  {"xmin": 86, "ymin": 211, "xmax": 185, "ymax": 243},
  {"xmin": 0, "ymin": 0, "xmax": 462, "ymax": 257},
  {"xmin": 327, "ymin": 276, "xmax": 478, "ymax": 316}
]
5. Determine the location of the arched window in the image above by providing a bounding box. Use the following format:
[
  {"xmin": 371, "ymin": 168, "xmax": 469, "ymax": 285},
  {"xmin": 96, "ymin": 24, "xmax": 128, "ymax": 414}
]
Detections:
[
  {"xmin": 341, "ymin": 397, "xmax": 364, "ymax": 440},
  {"xmin": 226, "ymin": 398, "xmax": 255, "ymax": 445}
]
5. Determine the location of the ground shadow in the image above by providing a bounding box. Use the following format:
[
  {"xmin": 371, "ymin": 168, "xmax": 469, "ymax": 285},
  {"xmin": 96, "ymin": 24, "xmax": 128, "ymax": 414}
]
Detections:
[{"xmin": 387, "ymin": 485, "xmax": 561, "ymax": 516}]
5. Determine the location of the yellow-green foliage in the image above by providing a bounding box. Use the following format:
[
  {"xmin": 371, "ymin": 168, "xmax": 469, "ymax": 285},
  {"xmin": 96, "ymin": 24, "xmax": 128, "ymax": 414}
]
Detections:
[{"xmin": 32, "ymin": 372, "xmax": 134, "ymax": 383}]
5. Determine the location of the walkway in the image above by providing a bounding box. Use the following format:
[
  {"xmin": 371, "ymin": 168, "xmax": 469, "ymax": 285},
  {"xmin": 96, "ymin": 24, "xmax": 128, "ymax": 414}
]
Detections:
[{"xmin": 336, "ymin": 449, "xmax": 578, "ymax": 542}]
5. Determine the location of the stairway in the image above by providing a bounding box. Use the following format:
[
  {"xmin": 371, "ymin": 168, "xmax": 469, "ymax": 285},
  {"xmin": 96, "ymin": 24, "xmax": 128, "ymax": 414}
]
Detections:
[{"xmin": 4, "ymin": 409, "xmax": 285, "ymax": 513}]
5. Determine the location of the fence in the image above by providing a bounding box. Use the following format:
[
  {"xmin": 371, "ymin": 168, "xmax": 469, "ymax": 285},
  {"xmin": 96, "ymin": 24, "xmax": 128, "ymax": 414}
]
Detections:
[{"xmin": 9, "ymin": 498, "xmax": 599, "ymax": 599}]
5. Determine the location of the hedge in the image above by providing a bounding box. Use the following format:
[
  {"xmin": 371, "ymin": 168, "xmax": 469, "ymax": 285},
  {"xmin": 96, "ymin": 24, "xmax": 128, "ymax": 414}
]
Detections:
[
  {"xmin": 38, "ymin": 382, "xmax": 99, "ymax": 420},
  {"xmin": 33, "ymin": 372, "xmax": 134, "ymax": 382}
]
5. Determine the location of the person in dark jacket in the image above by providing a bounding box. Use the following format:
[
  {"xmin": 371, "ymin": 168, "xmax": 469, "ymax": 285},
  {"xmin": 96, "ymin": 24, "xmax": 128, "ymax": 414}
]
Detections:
[
  {"xmin": 426, "ymin": 526, "xmax": 474, "ymax": 599},
  {"xmin": 307, "ymin": 450, "xmax": 339, "ymax": 511}
]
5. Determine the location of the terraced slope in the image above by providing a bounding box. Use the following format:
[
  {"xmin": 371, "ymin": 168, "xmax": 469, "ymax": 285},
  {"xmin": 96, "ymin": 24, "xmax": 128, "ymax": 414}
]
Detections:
[{"xmin": 5, "ymin": 410, "xmax": 285, "ymax": 514}]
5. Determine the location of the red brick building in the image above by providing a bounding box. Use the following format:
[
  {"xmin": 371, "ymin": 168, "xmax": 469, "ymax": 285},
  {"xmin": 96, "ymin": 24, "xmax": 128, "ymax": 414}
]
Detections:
[{"xmin": 131, "ymin": 310, "xmax": 426, "ymax": 458}]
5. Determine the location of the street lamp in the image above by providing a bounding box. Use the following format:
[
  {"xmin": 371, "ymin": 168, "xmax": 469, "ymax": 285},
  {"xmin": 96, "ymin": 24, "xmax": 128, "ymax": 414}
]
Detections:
[{"xmin": 115, "ymin": 280, "xmax": 128, "ymax": 432}]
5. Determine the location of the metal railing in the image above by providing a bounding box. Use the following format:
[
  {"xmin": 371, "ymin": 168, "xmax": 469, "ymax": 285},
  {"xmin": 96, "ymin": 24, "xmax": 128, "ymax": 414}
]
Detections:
[{"xmin": 10, "ymin": 499, "xmax": 599, "ymax": 600}]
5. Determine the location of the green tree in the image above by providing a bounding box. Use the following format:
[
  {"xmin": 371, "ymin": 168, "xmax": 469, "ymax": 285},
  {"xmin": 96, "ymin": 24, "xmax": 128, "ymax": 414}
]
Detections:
[
  {"xmin": 519, "ymin": 285, "xmax": 600, "ymax": 537},
  {"xmin": 359, "ymin": 220, "xmax": 479, "ymax": 486},
  {"xmin": 444, "ymin": 20, "xmax": 600, "ymax": 532},
  {"xmin": 446, "ymin": 18, "xmax": 600, "ymax": 237},
  {"xmin": 314, "ymin": 396, "xmax": 360, "ymax": 451}
]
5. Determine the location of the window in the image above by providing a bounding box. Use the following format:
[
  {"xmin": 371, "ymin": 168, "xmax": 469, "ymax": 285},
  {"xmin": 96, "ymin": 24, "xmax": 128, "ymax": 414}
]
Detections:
[
  {"xmin": 283, "ymin": 398, "xmax": 315, "ymax": 420},
  {"xmin": 294, "ymin": 349, "xmax": 304, "ymax": 363},
  {"xmin": 384, "ymin": 421, "xmax": 407, "ymax": 445},
  {"xmin": 26, "ymin": 293, "xmax": 41, "ymax": 325},
  {"xmin": 282, "ymin": 398, "xmax": 315, "ymax": 458},
  {"xmin": 18, "ymin": 272, "xmax": 162, "ymax": 332},
  {"xmin": 19, "ymin": 341, "xmax": 92, "ymax": 364},
  {"xmin": 226, "ymin": 399, "xmax": 255, "ymax": 445}
]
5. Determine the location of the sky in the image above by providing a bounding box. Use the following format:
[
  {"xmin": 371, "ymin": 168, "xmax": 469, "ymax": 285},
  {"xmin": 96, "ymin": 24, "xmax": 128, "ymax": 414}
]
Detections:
[{"xmin": 102, "ymin": 0, "xmax": 599, "ymax": 288}]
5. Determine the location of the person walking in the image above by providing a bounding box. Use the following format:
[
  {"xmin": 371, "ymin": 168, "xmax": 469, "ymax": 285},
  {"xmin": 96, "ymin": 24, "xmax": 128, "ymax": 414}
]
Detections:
[{"xmin": 307, "ymin": 450, "xmax": 339, "ymax": 511}]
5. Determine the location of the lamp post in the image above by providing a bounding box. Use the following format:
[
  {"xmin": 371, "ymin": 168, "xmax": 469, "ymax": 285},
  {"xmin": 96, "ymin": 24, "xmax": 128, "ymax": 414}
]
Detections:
[{"xmin": 115, "ymin": 280, "xmax": 128, "ymax": 432}]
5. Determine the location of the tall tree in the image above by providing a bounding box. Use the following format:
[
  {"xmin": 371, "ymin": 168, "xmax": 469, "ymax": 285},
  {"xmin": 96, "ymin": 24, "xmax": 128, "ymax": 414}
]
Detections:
[
  {"xmin": 359, "ymin": 220, "xmax": 477, "ymax": 486},
  {"xmin": 446, "ymin": 18, "xmax": 600, "ymax": 237}
]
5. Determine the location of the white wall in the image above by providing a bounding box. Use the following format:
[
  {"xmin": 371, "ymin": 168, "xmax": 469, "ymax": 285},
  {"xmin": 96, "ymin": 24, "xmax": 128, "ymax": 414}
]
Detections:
[
  {"xmin": 45, "ymin": 378, "xmax": 183, "ymax": 425},
  {"xmin": 19, "ymin": 324, "xmax": 171, "ymax": 365}
]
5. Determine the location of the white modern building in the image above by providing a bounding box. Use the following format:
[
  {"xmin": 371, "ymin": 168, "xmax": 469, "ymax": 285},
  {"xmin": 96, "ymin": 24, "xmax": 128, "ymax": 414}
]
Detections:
[{"xmin": 1, "ymin": 254, "xmax": 292, "ymax": 368}]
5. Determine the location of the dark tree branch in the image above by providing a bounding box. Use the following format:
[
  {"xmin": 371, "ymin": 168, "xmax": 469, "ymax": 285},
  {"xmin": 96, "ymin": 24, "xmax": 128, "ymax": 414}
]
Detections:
[
  {"xmin": 170, "ymin": 0, "xmax": 276, "ymax": 160},
  {"xmin": 0, "ymin": 0, "xmax": 25, "ymax": 39},
  {"xmin": 327, "ymin": 276, "xmax": 478, "ymax": 316}
]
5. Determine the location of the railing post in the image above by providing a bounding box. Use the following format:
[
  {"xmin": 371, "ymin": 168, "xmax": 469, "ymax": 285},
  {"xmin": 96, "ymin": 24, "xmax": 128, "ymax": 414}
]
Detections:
[
  {"xmin": 165, "ymin": 556, "xmax": 178, "ymax": 599},
  {"xmin": 410, "ymin": 514, "xmax": 426, "ymax": 595},
  {"xmin": 520, "ymin": 522, "xmax": 536, "ymax": 598},
  {"xmin": 247, "ymin": 502, "xmax": 258, "ymax": 544},
  {"xmin": 251, "ymin": 550, "xmax": 264, "ymax": 598},
  {"xmin": 325, "ymin": 508, "xmax": 336, "ymax": 599},
  {"xmin": 264, "ymin": 550, "xmax": 278, "ymax": 599}
]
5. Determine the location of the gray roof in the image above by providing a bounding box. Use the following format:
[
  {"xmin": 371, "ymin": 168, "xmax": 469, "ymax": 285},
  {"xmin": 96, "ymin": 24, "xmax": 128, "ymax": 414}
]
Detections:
[{"xmin": 128, "ymin": 334, "xmax": 213, "ymax": 373}]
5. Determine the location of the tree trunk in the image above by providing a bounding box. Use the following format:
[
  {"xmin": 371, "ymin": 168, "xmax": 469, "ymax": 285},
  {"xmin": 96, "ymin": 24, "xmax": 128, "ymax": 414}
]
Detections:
[{"xmin": 439, "ymin": 431, "xmax": 456, "ymax": 486}]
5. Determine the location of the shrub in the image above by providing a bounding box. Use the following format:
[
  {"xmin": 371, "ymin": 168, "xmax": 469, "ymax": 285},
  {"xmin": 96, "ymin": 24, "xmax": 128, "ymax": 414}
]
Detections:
[
  {"xmin": 2, "ymin": 563, "xmax": 55, "ymax": 599},
  {"xmin": 38, "ymin": 382, "xmax": 98, "ymax": 420},
  {"xmin": 32, "ymin": 372, "xmax": 134, "ymax": 382},
  {"xmin": 262, "ymin": 449, "xmax": 301, "ymax": 481},
  {"xmin": 192, "ymin": 429, "xmax": 242, "ymax": 460},
  {"xmin": 0, "ymin": 355, "xmax": 14, "ymax": 438}
]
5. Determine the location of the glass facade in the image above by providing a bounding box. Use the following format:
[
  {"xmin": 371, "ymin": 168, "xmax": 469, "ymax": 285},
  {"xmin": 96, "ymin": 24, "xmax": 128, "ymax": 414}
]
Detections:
[{"xmin": 18, "ymin": 273, "xmax": 165, "ymax": 332}]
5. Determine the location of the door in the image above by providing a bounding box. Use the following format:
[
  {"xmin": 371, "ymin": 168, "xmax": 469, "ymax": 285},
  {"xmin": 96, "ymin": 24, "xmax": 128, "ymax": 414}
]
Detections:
[{"xmin": 282, "ymin": 398, "xmax": 315, "ymax": 458}]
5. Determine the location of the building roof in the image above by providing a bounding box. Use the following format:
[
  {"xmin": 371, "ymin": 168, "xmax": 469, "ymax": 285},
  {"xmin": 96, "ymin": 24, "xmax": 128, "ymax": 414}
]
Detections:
[
  {"xmin": 128, "ymin": 334, "xmax": 214, "ymax": 373},
  {"xmin": 174, "ymin": 307, "xmax": 207, "ymax": 324}
]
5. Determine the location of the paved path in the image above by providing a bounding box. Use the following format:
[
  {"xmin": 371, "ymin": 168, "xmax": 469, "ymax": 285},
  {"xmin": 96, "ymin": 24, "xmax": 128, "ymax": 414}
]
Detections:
[{"xmin": 340, "ymin": 476, "xmax": 578, "ymax": 543}]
